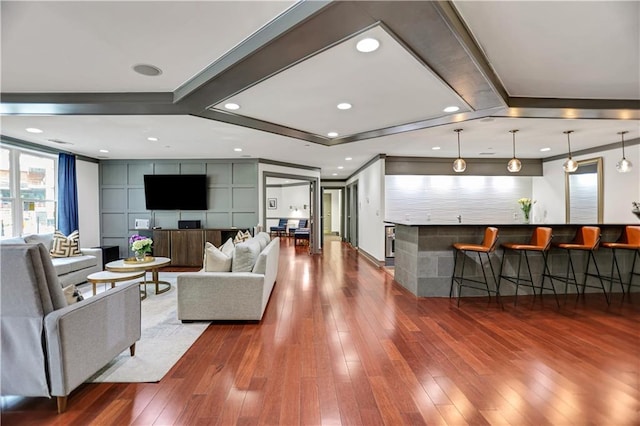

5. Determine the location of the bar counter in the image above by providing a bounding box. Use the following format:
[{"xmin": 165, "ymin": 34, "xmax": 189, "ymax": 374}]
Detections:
[{"xmin": 391, "ymin": 222, "xmax": 638, "ymax": 298}]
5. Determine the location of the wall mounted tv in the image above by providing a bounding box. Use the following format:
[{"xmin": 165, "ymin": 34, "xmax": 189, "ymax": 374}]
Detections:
[{"xmin": 144, "ymin": 174, "xmax": 208, "ymax": 210}]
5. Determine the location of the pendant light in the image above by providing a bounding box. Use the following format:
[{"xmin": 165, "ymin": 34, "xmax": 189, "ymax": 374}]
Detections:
[
  {"xmin": 616, "ymin": 131, "xmax": 633, "ymax": 173},
  {"xmin": 452, "ymin": 128, "xmax": 466, "ymax": 173},
  {"xmin": 562, "ymin": 130, "xmax": 578, "ymax": 173},
  {"xmin": 507, "ymin": 129, "xmax": 522, "ymax": 173}
]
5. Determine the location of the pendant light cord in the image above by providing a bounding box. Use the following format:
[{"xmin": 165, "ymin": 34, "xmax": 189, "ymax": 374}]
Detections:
[
  {"xmin": 621, "ymin": 131, "xmax": 627, "ymax": 159},
  {"xmin": 565, "ymin": 130, "xmax": 574, "ymax": 158}
]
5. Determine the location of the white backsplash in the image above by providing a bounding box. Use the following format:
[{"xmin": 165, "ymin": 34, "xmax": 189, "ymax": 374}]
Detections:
[{"xmin": 385, "ymin": 175, "xmax": 533, "ymax": 224}]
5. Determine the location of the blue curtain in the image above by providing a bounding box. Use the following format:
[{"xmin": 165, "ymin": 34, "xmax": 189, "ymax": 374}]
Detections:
[{"xmin": 57, "ymin": 153, "xmax": 79, "ymax": 235}]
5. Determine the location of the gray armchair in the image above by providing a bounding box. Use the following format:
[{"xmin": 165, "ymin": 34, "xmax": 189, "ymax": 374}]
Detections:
[{"xmin": 0, "ymin": 243, "xmax": 141, "ymax": 413}]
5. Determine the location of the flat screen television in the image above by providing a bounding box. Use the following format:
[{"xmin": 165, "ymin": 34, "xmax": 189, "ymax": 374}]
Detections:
[{"xmin": 143, "ymin": 174, "xmax": 207, "ymax": 210}]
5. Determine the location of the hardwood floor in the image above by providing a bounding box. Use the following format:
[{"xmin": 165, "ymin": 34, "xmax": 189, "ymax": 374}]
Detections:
[{"xmin": 3, "ymin": 237, "xmax": 639, "ymax": 425}]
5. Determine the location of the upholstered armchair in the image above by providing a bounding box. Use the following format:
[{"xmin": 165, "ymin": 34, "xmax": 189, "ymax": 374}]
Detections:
[
  {"xmin": 270, "ymin": 218, "xmax": 287, "ymax": 236},
  {"xmin": 288, "ymin": 219, "xmax": 308, "ymax": 237},
  {"xmin": 0, "ymin": 243, "xmax": 141, "ymax": 413}
]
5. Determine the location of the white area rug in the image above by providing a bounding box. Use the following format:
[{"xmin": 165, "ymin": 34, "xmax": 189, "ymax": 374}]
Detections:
[{"xmin": 85, "ymin": 273, "xmax": 209, "ymax": 383}]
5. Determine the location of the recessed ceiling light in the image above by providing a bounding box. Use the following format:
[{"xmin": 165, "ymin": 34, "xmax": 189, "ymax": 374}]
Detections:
[
  {"xmin": 432, "ymin": 146, "xmax": 441, "ymax": 150},
  {"xmin": 234, "ymin": 148, "xmax": 242, "ymax": 152},
  {"xmin": 99, "ymin": 149, "xmax": 109, "ymax": 153},
  {"xmin": 332, "ymin": 173, "xmax": 338, "ymax": 176},
  {"xmin": 132, "ymin": 64, "xmax": 162, "ymax": 76},
  {"xmin": 224, "ymin": 103, "xmax": 240, "ymax": 110},
  {"xmin": 345, "ymin": 157, "xmax": 352, "ymax": 161},
  {"xmin": 443, "ymin": 106, "xmax": 460, "ymax": 113},
  {"xmin": 540, "ymin": 147, "xmax": 551, "ymax": 152},
  {"xmin": 147, "ymin": 137, "xmax": 158, "ymax": 142},
  {"xmin": 337, "ymin": 103, "xmax": 352, "ymax": 110},
  {"xmin": 327, "ymin": 132, "xmax": 339, "ymax": 138},
  {"xmin": 26, "ymin": 127, "xmax": 43, "ymax": 133},
  {"xmin": 338, "ymin": 166, "xmax": 344, "ymax": 170},
  {"xmin": 356, "ymin": 37, "xmax": 380, "ymax": 53}
]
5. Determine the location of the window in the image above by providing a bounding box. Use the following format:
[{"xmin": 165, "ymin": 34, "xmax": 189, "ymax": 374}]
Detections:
[{"xmin": 0, "ymin": 145, "xmax": 56, "ymax": 237}]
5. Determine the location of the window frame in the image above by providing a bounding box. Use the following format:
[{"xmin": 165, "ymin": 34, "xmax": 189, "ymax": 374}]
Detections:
[{"xmin": 0, "ymin": 144, "xmax": 57, "ymax": 237}]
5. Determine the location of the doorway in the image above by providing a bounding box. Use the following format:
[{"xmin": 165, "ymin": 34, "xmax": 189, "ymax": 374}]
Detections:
[{"xmin": 321, "ymin": 188, "xmax": 343, "ymax": 237}]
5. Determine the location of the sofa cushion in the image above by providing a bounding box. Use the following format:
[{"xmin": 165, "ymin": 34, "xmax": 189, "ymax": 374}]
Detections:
[
  {"xmin": 50, "ymin": 230, "xmax": 82, "ymax": 258},
  {"xmin": 51, "ymin": 255, "xmax": 98, "ymax": 276},
  {"xmin": 24, "ymin": 233, "xmax": 54, "ymax": 251},
  {"xmin": 232, "ymin": 238, "xmax": 261, "ymax": 272},
  {"xmin": 203, "ymin": 242, "xmax": 232, "ymax": 272}
]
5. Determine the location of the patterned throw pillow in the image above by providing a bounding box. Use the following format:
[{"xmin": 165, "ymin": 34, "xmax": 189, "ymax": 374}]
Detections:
[
  {"xmin": 233, "ymin": 230, "xmax": 251, "ymax": 244},
  {"xmin": 50, "ymin": 230, "xmax": 82, "ymax": 258}
]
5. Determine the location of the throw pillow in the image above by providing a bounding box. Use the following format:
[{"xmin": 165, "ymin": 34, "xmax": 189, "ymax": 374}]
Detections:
[
  {"xmin": 63, "ymin": 284, "xmax": 84, "ymax": 305},
  {"xmin": 232, "ymin": 238, "xmax": 261, "ymax": 272},
  {"xmin": 234, "ymin": 230, "xmax": 251, "ymax": 244},
  {"xmin": 50, "ymin": 230, "xmax": 82, "ymax": 258},
  {"xmin": 203, "ymin": 242, "xmax": 232, "ymax": 272},
  {"xmin": 220, "ymin": 238, "xmax": 235, "ymax": 258}
]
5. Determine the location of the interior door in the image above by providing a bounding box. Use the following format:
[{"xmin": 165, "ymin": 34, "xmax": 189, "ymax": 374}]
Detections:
[{"xmin": 323, "ymin": 192, "xmax": 332, "ymax": 234}]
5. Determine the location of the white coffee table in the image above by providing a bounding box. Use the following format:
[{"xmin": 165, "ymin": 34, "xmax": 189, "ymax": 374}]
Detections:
[
  {"xmin": 106, "ymin": 256, "xmax": 172, "ymax": 298},
  {"xmin": 86, "ymin": 270, "xmax": 146, "ymax": 296}
]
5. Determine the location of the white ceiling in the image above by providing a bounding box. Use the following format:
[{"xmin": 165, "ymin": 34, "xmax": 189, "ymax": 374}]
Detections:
[
  {"xmin": 455, "ymin": 1, "xmax": 640, "ymax": 99},
  {"xmin": 1, "ymin": 1, "xmax": 639, "ymax": 179},
  {"xmin": 0, "ymin": 1, "xmax": 295, "ymax": 92}
]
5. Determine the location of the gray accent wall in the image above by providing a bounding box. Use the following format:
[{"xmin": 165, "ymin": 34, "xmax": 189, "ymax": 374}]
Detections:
[{"xmin": 100, "ymin": 159, "xmax": 258, "ymax": 257}]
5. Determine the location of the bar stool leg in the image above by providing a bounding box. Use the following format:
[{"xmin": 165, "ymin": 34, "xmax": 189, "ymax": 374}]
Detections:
[
  {"xmin": 584, "ymin": 251, "xmax": 609, "ymax": 305},
  {"xmin": 608, "ymin": 249, "xmax": 625, "ymax": 295},
  {"xmin": 485, "ymin": 252, "xmax": 502, "ymax": 307},
  {"xmin": 627, "ymin": 249, "xmax": 640, "ymax": 294},
  {"xmin": 450, "ymin": 248, "xmax": 459, "ymax": 298},
  {"xmin": 540, "ymin": 251, "xmax": 560, "ymax": 308},
  {"xmin": 562, "ymin": 251, "xmax": 580, "ymax": 299},
  {"xmin": 477, "ymin": 252, "xmax": 491, "ymax": 300}
]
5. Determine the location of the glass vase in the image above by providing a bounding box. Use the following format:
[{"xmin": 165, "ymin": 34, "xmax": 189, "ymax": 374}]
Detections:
[{"xmin": 134, "ymin": 250, "xmax": 146, "ymax": 262}]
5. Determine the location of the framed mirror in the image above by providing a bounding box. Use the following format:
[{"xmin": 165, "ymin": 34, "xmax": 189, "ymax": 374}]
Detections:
[{"xmin": 565, "ymin": 157, "xmax": 603, "ymax": 223}]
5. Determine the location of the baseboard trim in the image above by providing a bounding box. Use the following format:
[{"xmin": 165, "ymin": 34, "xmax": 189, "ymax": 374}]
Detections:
[{"xmin": 357, "ymin": 248, "xmax": 385, "ymax": 268}]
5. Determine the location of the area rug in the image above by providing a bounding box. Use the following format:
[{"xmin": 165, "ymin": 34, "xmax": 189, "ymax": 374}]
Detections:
[{"xmin": 85, "ymin": 273, "xmax": 209, "ymax": 383}]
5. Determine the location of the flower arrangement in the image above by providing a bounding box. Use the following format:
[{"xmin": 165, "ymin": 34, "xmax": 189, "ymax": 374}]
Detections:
[
  {"xmin": 129, "ymin": 234, "xmax": 153, "ymax": 259},
  {"xmin": 517, "ymin": 198, "xmax": 536, "ymax": 223}
]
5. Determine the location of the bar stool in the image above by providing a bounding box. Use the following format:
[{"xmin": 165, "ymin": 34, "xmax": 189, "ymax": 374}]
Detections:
[
  {"xmin": 600, "ymin": 226, "xmax": 640, "ymax": 296},
  {"xmin": 553, "ymin": 226, "xmax": 609, "ymax": 304},
  {"xmin": 499, "ymin": 227, "xmax": 558, "ymax": 306},
  {"xmin": 450, "ymin": 227, "xmax": 500, "ymax": 306}
]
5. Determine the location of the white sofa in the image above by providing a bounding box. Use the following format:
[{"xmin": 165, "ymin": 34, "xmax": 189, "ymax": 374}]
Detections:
[
  {"xmin": 177, "ymin": 234, "xmax": 280, "ymax": 321},
  {"xmin": 0, "ymin": 233, "xmax": 102, "ymax": 287}
]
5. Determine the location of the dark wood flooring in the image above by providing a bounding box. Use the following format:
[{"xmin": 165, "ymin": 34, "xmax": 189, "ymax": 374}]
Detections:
[{"xmin": 2, "ymin": 237, "xmax": 639, "ymax": 425}]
